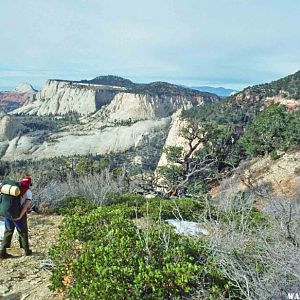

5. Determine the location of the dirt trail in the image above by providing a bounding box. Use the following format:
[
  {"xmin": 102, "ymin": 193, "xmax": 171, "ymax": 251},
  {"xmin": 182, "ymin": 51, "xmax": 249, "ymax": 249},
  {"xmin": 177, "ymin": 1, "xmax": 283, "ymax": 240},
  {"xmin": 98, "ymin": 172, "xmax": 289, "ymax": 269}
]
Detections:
[{"xmin": 0, "ymin": 213, "xmax": 63, "ymax": 300}]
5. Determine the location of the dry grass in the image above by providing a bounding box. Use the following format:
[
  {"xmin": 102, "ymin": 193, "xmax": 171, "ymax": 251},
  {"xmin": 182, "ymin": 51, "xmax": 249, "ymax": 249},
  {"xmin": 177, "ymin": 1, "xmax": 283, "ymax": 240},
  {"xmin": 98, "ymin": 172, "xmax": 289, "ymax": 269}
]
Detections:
[{"xmin": 192, "ymin": 184, "xmax": 300, "ymax": 300}]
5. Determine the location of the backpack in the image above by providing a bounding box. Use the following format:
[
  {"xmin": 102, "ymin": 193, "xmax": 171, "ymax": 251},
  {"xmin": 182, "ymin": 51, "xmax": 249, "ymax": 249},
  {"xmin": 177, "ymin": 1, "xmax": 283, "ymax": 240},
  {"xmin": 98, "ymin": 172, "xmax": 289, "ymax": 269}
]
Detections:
[{"xmin": 0, "ymin": 179, "xmax": 22, "ymax": 219}]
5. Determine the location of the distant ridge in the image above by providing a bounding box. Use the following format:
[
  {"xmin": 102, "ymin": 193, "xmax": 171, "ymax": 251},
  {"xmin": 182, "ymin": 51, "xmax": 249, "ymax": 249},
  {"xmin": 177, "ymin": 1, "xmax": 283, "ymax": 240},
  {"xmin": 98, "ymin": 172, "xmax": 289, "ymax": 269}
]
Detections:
[
  {"xmin": 14, "ymin": 82, "xmax": 37, "ymax": 93},
  {"xmin": 128, "ymin": 81, "xmax": 217, "ymax": 98},
  {"xmin": 192, "ymin": 86, "xmax": 238, "ymax": 97},
  {"xmin": 222, "ymin": 70, "xmax": 300, "ymax": 114},
  {"xmin": 81, "ymin": 75, "xmax": 135, "ymax": 88},
  {"xmin": 59, "ymin": 75, "xmax": 220, "ymax": 98},
  {"xmin": 239, "ymin": 70, "xmax": 300, "ymax": 99},
  {"xmin": 0, "ymin": 82, "xmax": 37, "ymax": 112}
]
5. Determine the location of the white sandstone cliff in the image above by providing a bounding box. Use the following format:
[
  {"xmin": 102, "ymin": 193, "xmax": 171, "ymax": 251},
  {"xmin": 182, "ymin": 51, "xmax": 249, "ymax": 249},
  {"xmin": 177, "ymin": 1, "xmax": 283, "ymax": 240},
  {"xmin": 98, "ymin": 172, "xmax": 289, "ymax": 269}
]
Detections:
[
  {"xmin": 1, "ymin": 118, "xmax": 171, "ymax": 161},
  {"xmin": 14, "ymin": 83, "xmax": 37, "ymax": 93},
  {"xmin": 13, "ymin": 80, "xmax": 207, "ymax": 120},
  {"xmin": 3, "ymin": 79, "xmax": 215, "ymax": 161},
  {"xmin": 155, "ymin": 111, "xmax": 204, "ymax": 191},
  {"xmin": 156, "ymin": 111, "xmax": 190, "ymax": 168},
  {"xmin": 13, "ymin": 80, "xmax": 123, "ymax": 116},
  {"xmin": 0, "ymin": 110, "xmax": 22, "ymax": 142},
  {"xmin": 0, "ymin": 110, "xmax": 23, "ymax": 157},
  {"xmin": 104, "ymin": 93, "xmax": 202, "ymax": 121}
]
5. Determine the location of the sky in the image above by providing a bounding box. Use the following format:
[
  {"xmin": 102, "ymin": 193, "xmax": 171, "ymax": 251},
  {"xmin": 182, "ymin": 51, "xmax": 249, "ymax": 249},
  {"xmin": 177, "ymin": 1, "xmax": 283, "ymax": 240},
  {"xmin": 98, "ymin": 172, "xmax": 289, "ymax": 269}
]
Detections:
[{"xmin": 1, "ymin": 0, "xmax": 300, "ymax": 91}]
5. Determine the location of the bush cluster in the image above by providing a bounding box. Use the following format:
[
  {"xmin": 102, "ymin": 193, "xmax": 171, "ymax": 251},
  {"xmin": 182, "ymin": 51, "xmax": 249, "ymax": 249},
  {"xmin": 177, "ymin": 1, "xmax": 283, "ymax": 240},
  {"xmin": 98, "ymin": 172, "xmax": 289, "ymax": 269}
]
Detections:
[
  {"xmin": 107, "ymin": 193, "xmax": 207, "ymax": 221},
  {"xmin": 50, "ymin": 206, "xmax": 201, "ymax": 299},
  {"xmin": 53, "ymin": 196, "xmax": 96, "ymax": 215},
  {"xmin": 238, "ymin": 103, "xmax": 300, "ymax": 158},
  {"xmin": 50, "ymin": 195, "xmax": 241, "ymax": 299}
]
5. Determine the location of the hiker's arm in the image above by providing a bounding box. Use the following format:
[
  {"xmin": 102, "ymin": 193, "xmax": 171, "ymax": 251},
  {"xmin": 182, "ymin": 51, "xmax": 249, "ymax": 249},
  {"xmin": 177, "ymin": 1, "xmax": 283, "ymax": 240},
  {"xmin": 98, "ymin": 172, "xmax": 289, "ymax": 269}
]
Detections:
[{"xmin": 14, "ymin": 199, "xmax": 31, "ymax": 220}]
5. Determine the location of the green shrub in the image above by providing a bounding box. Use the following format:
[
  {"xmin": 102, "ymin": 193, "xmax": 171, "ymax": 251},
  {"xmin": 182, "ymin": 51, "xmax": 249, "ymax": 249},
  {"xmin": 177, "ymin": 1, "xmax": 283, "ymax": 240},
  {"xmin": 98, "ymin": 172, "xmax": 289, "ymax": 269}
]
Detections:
[
  {"xmin": 50, "ymin": 206, "xmax": 201, "ymax": 299},
  {"xmin": 54, "ymin": 196, "xmax": 96, "ymax": 215},
  {"xmin": 269, "ymin": 149, "xmax": 280, "ymax": 160},
  {"xmin": 54, "ymin": 193, "xmax": 209, "ymax": 222},
  {"xmin": 50, "ymin": 199, "xmax": 243, "ymax": 299},
  {"xmin": 238, "ymin": 103, "xmax": 300, "ymax": 157},
  {"xmin": 107, "ymin": 194, "xmax": 208, "ymax": 222},
  {"xmin": 107, "ymin": 192, "xmax": 147, "ymax": 207}
]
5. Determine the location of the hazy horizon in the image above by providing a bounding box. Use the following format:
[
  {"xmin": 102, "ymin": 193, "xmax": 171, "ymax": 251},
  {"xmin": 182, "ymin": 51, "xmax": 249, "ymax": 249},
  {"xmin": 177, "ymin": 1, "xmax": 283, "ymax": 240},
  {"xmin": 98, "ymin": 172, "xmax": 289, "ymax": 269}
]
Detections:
[
  {"xmin": 0, "ymin": 69, "xmax": 296, "ymax": 92},
  {"xmin": 0, "ymin": 70, "xmax": 297, "ymax": 92},
  {"xmin": 1, "ymin": 0, "xmax": 300, "ymax": 91}
]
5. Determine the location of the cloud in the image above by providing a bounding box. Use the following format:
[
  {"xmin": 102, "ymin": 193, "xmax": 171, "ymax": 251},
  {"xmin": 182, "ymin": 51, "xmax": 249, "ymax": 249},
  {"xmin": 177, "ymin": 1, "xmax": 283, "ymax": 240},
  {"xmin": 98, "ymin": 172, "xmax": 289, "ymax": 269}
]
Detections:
[{"xmin": 0, "ymin": 0, "xmax": 300, "ymax": 90}]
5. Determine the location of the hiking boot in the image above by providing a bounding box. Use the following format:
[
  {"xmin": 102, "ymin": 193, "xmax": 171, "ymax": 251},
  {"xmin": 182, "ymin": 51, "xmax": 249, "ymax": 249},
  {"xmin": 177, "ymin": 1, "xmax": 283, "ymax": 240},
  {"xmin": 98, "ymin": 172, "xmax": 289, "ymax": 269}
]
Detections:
[
  {"xmin": 24, "ymin": 249, "xmax": 33, "ymax": 256},
  {"xmin": 0, "ymin": 251, "xmax": 13, "ymax": 259}
]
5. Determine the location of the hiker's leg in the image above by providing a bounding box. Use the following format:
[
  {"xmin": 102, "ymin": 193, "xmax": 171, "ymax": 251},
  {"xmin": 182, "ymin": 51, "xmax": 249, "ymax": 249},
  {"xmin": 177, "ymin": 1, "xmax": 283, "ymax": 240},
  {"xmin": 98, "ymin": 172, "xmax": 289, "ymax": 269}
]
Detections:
[
  {"xmin": 19, "ymin": 234, "xmax": 23, "ymax": 248},
  {"xmin": 18, "ymin": 215, "xmax": 28, "ymax": 248},
  {"xmin": 0, "ymin": 218, "xmax": 15, "ymax": 253},
  {"xmin": 15, "ymin": 214, "xmax": 30, "ymax": 253}
]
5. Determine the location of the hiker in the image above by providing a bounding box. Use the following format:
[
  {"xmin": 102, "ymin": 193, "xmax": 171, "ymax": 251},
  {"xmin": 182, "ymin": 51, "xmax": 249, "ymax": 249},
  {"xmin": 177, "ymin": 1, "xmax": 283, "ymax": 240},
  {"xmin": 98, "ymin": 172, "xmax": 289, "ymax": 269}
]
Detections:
[{"xmin": 0, "ymin": 175, "xmax": 33, "ymax": 258}]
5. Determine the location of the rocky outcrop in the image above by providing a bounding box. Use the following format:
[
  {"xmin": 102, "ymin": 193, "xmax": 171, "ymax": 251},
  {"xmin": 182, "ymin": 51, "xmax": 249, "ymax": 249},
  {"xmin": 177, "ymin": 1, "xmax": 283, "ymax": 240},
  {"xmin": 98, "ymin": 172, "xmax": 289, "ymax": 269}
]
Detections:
[
  {"xmin": 0, "ymin": 115, "xmax": 22, "ymax": 142},
  {"xmin": 211, "ymin": 149, "xmax": 300, "ymax": 209},
  {"xmin": 2, "ymin": 77, "xmax": 219, "ymax": 161},
  {"xmin": 1, "ymin": 117, "xmax": 171, "ymax": 161},
  {"xmin": 13, "ymin": 79, "xmax": 217, "ymax": 119},
  {"xmin": 240, "ymin": 151, "xmax": 300, "ymax": 199},
  {"xmin": 13, "ymin": 80, "xmax": 123, "ymax": 116},
  {"xmin": 0, "ymin": 82, "xmax": 37, "ymax": 112},
  {"xmin": 14, "ymin": 83, "xmax": 37, "ymax": 93},
  {"xmin": 265, "ymin": 96, "xmax": 300, "ymax": 110},
  {"xmin": 232, "ymin": 89, "xmax": 300, "ymax": 110},
  {"xmin": 103, "ymin": 93, "xmax": 204, "ymax": 121},
  {"xmin": 0, "ymin": 110, "xmax": 23, "ymax": 157},
  {"xmin": 156, "ymin": 111, "xmax": 192, "ymax": 169},
  {"xmin": 1, "ymin": 95, "xmax": 204, "ymax": 161},
  {"xmin": 230, "ymin": 70, "xmax": 300, "ymax": 111},
  {"xmin": 0, "ymin": 107, "xmax": 5, "ymax": 118}
]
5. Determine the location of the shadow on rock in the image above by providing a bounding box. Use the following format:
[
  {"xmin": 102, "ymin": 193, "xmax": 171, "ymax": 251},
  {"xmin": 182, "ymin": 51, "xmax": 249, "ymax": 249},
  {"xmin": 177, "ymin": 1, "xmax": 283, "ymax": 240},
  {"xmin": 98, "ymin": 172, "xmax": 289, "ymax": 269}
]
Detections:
[{"xmin": 1, "ymin": 293, "xmax": 22, "ymax": 300}]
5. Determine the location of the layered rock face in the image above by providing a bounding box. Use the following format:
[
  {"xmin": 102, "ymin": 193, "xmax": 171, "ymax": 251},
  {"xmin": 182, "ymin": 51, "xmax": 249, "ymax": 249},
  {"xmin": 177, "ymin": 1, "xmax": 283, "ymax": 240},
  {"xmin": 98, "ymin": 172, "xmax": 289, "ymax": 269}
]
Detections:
[
  {"xmin": 155, "ymin": 111, "xmax": 205, "ymax": 191},
  {"xmin": 13, "ymin": 80, "xmax": 212, "ymax": 120},
  {"xmin": 14, "ymin": 83, "xmax": 37, "ymax": 93},
  {"xmin": 0, "ymin": 115, "xmax": 21, "ymax": 141},
  {"xmin": 230, "ymin": 70, "xmax": 300, "ymax": 111},
  {"xmin": 0, "ymin": 83, "xmax": 37, "ymax": 112},
  {"xmin": 211, "ymin": 150, "xmax": 300, "ymax": 209},
  {"xmin": 233, "ymin": 88, "xmax": 300, "ymax": 109},
  {"xmin": 156, "ymin": 111, "xmax": 191, "ymax": 168},
  {"xmin": 1, "ymin": 77, "xmax": 219, "ymax": 161},
  {"xmin": 13, "ymin": 80, "xmax": 123, "ymax": 116},
  {"xmin": 0, "ymin": 109, "xmax": 23, "ymax": 157},
  {"xmin": 1, "ymin": 118, "xmax": 171, "ymax": 161},
  {"xmin": 104, "ymin": 93, "xmax": 204, "ymax": 121}
]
